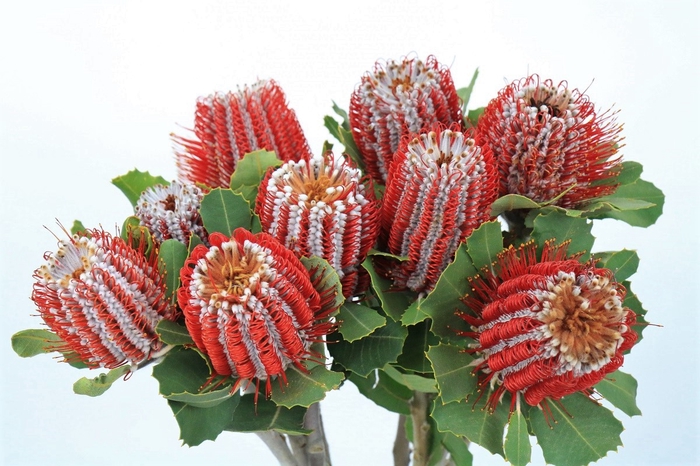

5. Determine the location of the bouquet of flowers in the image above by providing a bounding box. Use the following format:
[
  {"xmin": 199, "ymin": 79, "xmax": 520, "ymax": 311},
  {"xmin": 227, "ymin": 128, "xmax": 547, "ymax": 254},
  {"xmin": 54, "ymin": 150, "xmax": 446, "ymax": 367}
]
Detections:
[{"xmin": 12, "ymin": 54, "xmax": 664, "ymax": 466}]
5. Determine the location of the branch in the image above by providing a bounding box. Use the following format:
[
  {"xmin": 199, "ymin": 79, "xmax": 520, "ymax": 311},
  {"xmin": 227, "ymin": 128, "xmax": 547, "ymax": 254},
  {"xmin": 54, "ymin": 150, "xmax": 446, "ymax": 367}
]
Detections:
[
  {"xmin": 303, "ymin": 402, "xmax": 331, "ymax": 465},
  {"xmin": 392, "ymin": 414, "xmax": 410, "ymax": 466},
  {"xmin": 409, "ymin": 391, "xmax": 431, "ymax": 466},
  {"xmin": 256, "ymin": 431, "xmax": 298, "ymax": 466}
]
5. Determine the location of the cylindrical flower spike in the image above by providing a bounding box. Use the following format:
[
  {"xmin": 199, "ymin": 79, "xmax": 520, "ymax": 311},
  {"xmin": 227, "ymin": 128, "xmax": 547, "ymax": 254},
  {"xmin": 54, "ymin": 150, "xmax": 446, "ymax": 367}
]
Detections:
[
  {"xmin": 177, "ymin": 229, "xmax": 338, "ymax": 394},
  {"xmin": 349, "ymin": 56, "xmax": 463, "ymax": 183},
  {"xmin": 380, "ymin": 126, "xmax": 497, "ymax": 293},
  {"xmin": 460, "ymin": 241, "xmax": 637, "ymax": 411},
  {"xmin": 256, "ymin": 152, "xmax": 380, "ymax": 298},
  {"xmin": 135, "ymin": 181, "xmax": 208, "ymax": 245},
  {"xmin": 173, "ymin": 79, "xmax": 312, "ymax": 188},
  {"xmin": 32, "ymin": 229, "xmax": 176, "ymax": 369},
  {"xmin": 477, "ymin": 75, "xmax": 623, "ymax": 208}
]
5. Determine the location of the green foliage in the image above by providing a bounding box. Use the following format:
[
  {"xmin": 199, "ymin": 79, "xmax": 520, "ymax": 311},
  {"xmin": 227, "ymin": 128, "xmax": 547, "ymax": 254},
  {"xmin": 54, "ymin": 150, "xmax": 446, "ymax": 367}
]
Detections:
[
  {"xmin": 112, "ymin": 169, "xmax": 169, "ymax": 207},
  {"xmin": 427, "ymin": 344, "xmax": 476, "ymax": 404},
  {"xmin": 328, "ymin": 321, "xmax": 408, "ymax": 376},
  {"xmin": 323, "ymin": 111, "xmax": 365, "ymax": 170},
  {"xmin": 157, "ymin": 239, "xmax": 187, "ymax": 303},
  {"xmin": 594, "ymin": 370, "xmax": 642, "ymax": 417},
  {"xmin": 348, "ymin": 370, "xmax": 412, "ymax": 415},
  {"xmin": 621, "ymin": 281, "xmax": 650, "ymax": 343},
  {"xmin": 120, "ymin": 216, "xmax": 155, "ymax": 256},
  {"xmin": 591, "ymin": 178, "xmax": 664, "ymax": 227},
  {"xmin": 382, "ymin": 364, "xmax": 437, "ymax": 393},
  {"xmin": 531, "ymin": 210, "xmax": 595, "ymax": 260},
  {"xmin": 169, "ymin": 395, "xmax": 240, "ymax": 446},
  {"xmin": 270, "ymin": 364, "xmax": 344, "ymax": 408},
  {"xmin": 504, "ymin": 410, "xmax": 532, "ymax": 466},
  {"xmin": 337, "ymin": 302, "xmax": 386, "ymax": 342},
  {"xmin": 70, "ymin": 220, "xmax": 87, "ymax": 235},
  {"xmin": 11, "ymin": 329, "xmax": 64, "ymax": 357},
  {"xmin": 301, "ymin": 256, "xmax": 344, "ymax": 317},
  {"xmin": 227, "ymin": 395, "xmax": 309, "ymax": 435},
  {"xmin": 396, "ymin": 321, "xmax": 438, "ymax": 373},
  {"xmin": 363, "ymin": 257, "xmax": 416, "ymax": 322},
  {"xmin": 491, "ymin": 194, "xmax": 541, "ymax": 217},
  {"xmin": 73, "ymin": 365, "xmax": 131, "ymax": 397},
  {"xmin": 457, "ymin": 68, "xmax": 479, "ymax": 116},
  {"xmin": 200, "ymin": 188, "xmax": 253, "ymax": 235},
  {"xmin": 229, "ymin": 149, "xmax": 282, "ymax": 205},
  {"xmin": 530, "ymin": 393, "xmax": 623, "ymax": 466},
  {"xmin": 441, "ymin": 433, "xmax": 473, "ymax": 466},
  {"xmin": 593, "ymin": 249, "xmax": 639, "ymax": 282},
  {"xmin": 155, "ymin": 320, "xmax": 194, "ymax": 346}
]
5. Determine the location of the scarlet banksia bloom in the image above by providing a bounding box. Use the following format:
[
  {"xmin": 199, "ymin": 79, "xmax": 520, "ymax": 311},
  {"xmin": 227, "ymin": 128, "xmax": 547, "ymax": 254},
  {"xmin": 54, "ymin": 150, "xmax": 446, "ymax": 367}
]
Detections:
[
  {"xmin": 135, "ymin": 181, "xmax": 208, "ymax": 245},
  {"xmin": 460, "ymin": 241, "xmax": 637, "ymax": 411},
  {"xmin": 32, "ymin": 229, "xmax": 175, "ymax": 369},
  {"xmin": 349, "ymin": 55, "xmax": 463, "ymax": 183},
  {"xmin": 177, "ymin": 229, "xmax": 338, "ymax": 393},
  {"xmin": 256, "ymin": 152, "xmax": 380, "ymax": 297},
  {"xmin": 380, "ymin": 127, "xmax": 497, "ymax": 293},
  {"xmin": 173, "ymin": 79, "xmax": 312, "ymax": 188},
  {"xmin": 477, "ymin": 75, "xmax": 623, "ymax": 208}
]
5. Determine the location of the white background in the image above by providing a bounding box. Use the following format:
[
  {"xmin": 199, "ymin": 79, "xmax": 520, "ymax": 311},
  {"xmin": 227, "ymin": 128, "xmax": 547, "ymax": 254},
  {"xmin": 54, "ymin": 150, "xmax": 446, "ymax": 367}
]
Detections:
[{"xmin": 1, "ymin": 1, "xmax": 698, "ymax": 465}]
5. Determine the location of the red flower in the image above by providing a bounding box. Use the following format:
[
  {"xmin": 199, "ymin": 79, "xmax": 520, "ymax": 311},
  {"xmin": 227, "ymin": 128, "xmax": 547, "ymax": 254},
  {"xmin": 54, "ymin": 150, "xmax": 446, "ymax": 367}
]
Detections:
[
  {"xmin": 256, "ymin": 152, "xmax": 380, "ymax": 298},
  {"xmin": 135, "ymin": 181, "xmax": 208, "ymax": 245},
  {"xmin": 477, "ymin": 75, "xmax": 623, "ymax": 208},
  {"xmin": 380, "ymin": 126, "xmax": 497, "ymax": 293},
  {"xmin": 173, "ymin": 80, "xmax": 312, "ymax": 188},
  {"xmin": 349, "ymin": 55, "xmax": 463, "ymax": 183},
  {"xmin": 460, "ymin": 241, "xmax": 637, "ymax": 411},
  {"xmin": 177, "ymin": 229, "xmax": 337, "ymax": 393},
  {"xmin": 32, "ymin": 229, "xmax": 175, "ymax": 369}
]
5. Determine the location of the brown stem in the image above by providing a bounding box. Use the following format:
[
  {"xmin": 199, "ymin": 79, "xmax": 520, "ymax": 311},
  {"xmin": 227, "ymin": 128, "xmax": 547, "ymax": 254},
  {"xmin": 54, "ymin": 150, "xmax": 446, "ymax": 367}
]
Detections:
[
  {"xmin": 303, "ymin": 402, "xmax": 331, "ymax": 465},
  {"xmin": 409, "ymin": 391, "xmax": 431, "ymax": 466},
  {"xmin": 392, "ymin": 415, "xmax": 410, "ymax": 466},
  {"xmin": 256, "ymin": 432, "xmax": 298, "ymax": 466}
]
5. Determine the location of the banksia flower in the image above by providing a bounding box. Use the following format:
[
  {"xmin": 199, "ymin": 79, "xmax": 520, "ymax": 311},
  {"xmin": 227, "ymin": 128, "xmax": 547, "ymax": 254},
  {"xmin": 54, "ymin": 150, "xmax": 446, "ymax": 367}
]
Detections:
[
  {"xmin": 256, "ymin": 152, "xmax": 380, "ymax": 297},
  {"xmin": 177, "ymin": 229, "xmax": 338, "ymax": 394},
  {"xmin": 460, "ymin": 241, "xmax": 637, "ymax": 411},
  {"xmin": 32, "ymin": 229, "xmax": 175, "ymax": 369},
  {"xmin": 135, "ymin": 181, "xmax": 208, "ymax": 245},
  {"xmin": 174, "ymin": 79, "xmax": 312, "ymax": 188},
  {"xmin": 349, "ymin": 55, "xmax": 463, "ymax": 182},
  {"xmin": 477, "ymin": 75, "xmax": 623, "ymax": 208},
  {"xmin": 380, "ymin": 126, "xmax": 497, "ymax": 293}
]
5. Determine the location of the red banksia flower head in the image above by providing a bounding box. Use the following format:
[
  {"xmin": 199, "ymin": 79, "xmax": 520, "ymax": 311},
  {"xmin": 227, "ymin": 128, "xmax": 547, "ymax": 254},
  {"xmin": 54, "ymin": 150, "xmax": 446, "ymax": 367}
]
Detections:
[
  {"xmin": 460, "ymin": 241, "xmax": 637, "ymax": 411},
  {"xmin": 380, "ymin": 126, "xmax": 497, "ymax": 293},
  {"xmin": 477, "ymin": 75, "xmax": 623, "ymax": 208},
  {"xmin": 32, "ymin": 229, "xmax": 175, "ymax": 369},
  {"xmin": 256, "ymin": 152, "xmax": 380, "ymax": 298},
  {"xmin": 173, "ymin": 79, "xmax": 312, "ymax": 188},
  {"xmin": 349, "ymin": 55, "xmax": 463, "ymax": 183},
  {"xmin": 135, "ymin": 181, "xmax": 208, "ymax": 245},
  {"xmin": 177, "ymin": 229, "xmax": 338, "ymax": 393}
]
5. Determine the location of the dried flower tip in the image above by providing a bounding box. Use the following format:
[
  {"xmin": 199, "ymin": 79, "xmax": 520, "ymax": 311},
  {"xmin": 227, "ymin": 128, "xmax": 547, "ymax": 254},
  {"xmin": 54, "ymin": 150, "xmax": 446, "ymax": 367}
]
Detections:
[
  {"xmin": 349, "ymin": 55, "xmax": 463, "ymax": 182},
  {"xmin": 256, "ymin": 152, "xmax": 380, "ymax": 297},
  {"xmin": 135, "ymin": 181, "xmax": 208, "ymax": 245},
  {"xmin": 174, "ymin": 79, "xmax": 312, "ymax": 188},
  {"xmin": 32, "ymin": 229, "xmax": 175, "ymax": 369}
]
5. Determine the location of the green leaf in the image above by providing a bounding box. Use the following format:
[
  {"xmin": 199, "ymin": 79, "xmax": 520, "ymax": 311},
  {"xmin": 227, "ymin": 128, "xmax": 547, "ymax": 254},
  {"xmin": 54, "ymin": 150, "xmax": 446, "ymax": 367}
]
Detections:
[
  {"xmin": 504, "ymin": 410, "xmax": 531, "ymax": 466},
  {"xmin": 530, "ymin": 392, "xmax": 623, "ymax": 466},
  {"xmin": 532, "ymin": 210, "xmax": 595, "ymax": 260},
  {"xmin": 153, "ymin": 347, "xmax": 235, "ymax": 408},
  {"xmin": 227, "ymin": 395, "xmax": 309, "ymax": 435},
  {"xmin": 382, "ymin": 364, "xmax": 437, "ymax": 393},
  {"xmin": 73, "ymin": 365, "xmax": 131, "ymax": 397},
  {"xmin": 120, "ymin": 216, "xmax": 155, "ymax": 256},
  {"xmin": 155, "ymin": 320, "xmax": 194, "ymax": 346},
  {"xmin": 200, "ymin": 188, "xmax": 253, "ymax": 235},
  {"xmin": 229, "ymin": 149, "xmax": 282, "ymax": 205},
  {"xmin": 465, "ymin": 220, "xmax": 503, "ymax": 273},
  {"xmin": 466, "ymin": 107, "xmax": 485, "ymax": 127},
  {"xmin": 331, "ymin": 101, "xmax": 350, "ymax": 130},
  {"xmin": 169, "ymin": 395, "xmax": 240, "ymax": 446},
  {"xmin": 490, "ymin": 194, "xmax": 541, "ymax": 217},
  {"xmin": 363, "ymin": 258, "xmax": 416, "ymax": 322},
  {"xmin": 70, "ymin": 220, "xmax": 87, "ymax": 236},
  {"xmin": 591, "ymin": 178, "xmax": 664, "ymax": 227},
  {"xmin": 11, "ymin": 329, "xmax": 64, "ymax": 357},
  {"xmin": 413, "ymin": 244, "xmax": 474, "ymax": 342},
  {"xmin": 270, "ymin": 364, "xmax": 344, "ymax": 408},
  {"xmin": 337, "ymin": 302, "xmax": 386, "ymax": 342},
  {"xmin": 442, "ymin": 433, "xmax": 473, "ymax": 466},
  {"xmin": 594, "ymin": 370, "xmax": 642, "ymax": 417},
  {"xmin": 328, "ymin": 321, "xmax": 408, "ymax": 376},
  {"xmin": 323, "ymin": 115, "xmax": 365, "ymax": 171},
  {"xmin": 457, "ymin": 68, "xmax": 479, "ymax": 114},
  {"xmin": 432, "ymin": 395, "xmax": 509, "ymax": 457},
  {"xmin": 396, "ymin": 321, "xmax": 438, "ymax": 373},
  {"xmin": 158, "ymin": 239, "xmax": 188, "ymax": 303},
  {"xmin": 594, "ymin": 249, "xmax": 639, "ymax": 282},
  {"xmin": 188, "ymin": 229, "xmax": 204, "ymax": 254},
  {"xmin": 427, "ymin": 344, "xmax": 476, "ymax": 404},
  {"xmin": 615, "ymin": 161, "xmax": 643, "ymax": 186},
  {"xmin": 348, "ymin": 370, "xmax": 412, "ymax": 415},
  {"xmin": 301, "ymin": 256, "xmax": 344, "ymax": 317},
  {"xmin": 112, "ymin": 169, "xmax": 169, "ymax": 207},
  {"xmin": 622, "ymin": 281, "xmax": 649, "ymax": 343}
]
